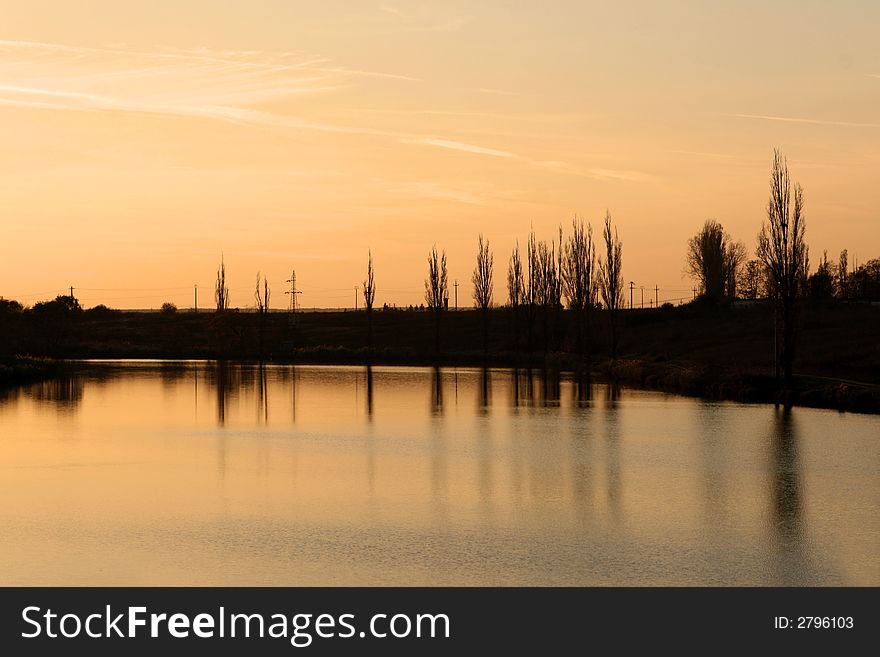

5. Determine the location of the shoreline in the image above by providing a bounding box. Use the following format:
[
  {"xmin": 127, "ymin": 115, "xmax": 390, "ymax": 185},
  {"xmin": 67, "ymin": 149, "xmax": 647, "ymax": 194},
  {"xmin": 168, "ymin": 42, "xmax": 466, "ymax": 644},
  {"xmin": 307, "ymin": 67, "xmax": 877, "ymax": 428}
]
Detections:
[
  {"xmin": 2, "ymin": 301, "xmax": 878, "ymax": 413},
  {"xmin": 6, "ymin": 351, "xmax": 879, "ymax": 415}
]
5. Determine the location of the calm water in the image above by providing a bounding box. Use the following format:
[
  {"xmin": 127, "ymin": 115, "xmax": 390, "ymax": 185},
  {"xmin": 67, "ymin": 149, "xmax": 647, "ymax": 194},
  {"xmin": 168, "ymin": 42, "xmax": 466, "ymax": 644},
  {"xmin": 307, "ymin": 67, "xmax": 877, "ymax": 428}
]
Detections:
[{"xmin": 0, "ymin": 362, "xmax": 877, "ymax": 586}]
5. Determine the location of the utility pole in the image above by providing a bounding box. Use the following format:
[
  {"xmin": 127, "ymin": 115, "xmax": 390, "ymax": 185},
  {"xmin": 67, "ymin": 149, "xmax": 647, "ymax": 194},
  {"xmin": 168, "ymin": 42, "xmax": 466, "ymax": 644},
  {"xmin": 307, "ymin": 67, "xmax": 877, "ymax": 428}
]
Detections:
[
  {"xmin": 655, "ymin": 285, "xmax": 659, "ymax": 307},
  {"xmin": 194, "ymin": 284, "xmax": 198, "ymax": 312},
  {"xmin": 69, "ymin": 286, "xmax": 75, "ymax": 299},
  {"xmin": 629, "ymin": 281, "xmax": 634, "ymax": 309},
  {"xmin": 354, "ymin": 286, "xmax": 358, "ymax": 311},
  {"xmin": 640, "ymin": 286, "xmax": 644, "ymax": 308},
  {"xmin": 454, "ymin": 279, "xmax": 459, "ymax": 311},
  {"xmin": 285, "ymin": 270, "xmax": 302, "ymax": 325}
]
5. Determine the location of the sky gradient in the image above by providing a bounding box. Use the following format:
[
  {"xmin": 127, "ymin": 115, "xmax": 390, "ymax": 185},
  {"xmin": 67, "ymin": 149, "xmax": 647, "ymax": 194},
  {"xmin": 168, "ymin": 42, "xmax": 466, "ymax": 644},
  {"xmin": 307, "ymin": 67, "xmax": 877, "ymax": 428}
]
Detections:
[{"xmin": 1, "ymin": 1, "xmax": 878, "ymax": 309}]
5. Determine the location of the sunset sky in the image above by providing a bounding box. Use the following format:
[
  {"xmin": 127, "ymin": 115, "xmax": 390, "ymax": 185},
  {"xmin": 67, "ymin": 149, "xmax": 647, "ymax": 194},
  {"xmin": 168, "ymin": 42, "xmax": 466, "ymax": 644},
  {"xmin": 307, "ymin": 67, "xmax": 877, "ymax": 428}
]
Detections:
[{"xmin": 1, "ymin": 1, "xmax": 878, "ymax": 309}]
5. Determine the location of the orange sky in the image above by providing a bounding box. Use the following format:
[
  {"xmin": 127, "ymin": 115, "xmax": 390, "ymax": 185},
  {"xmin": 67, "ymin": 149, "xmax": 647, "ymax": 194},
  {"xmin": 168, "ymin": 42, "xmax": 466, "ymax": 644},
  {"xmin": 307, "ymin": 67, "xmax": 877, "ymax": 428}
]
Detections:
[{"xmin": 1, "ymin": 1, "xmax": 878, "ymax": 309}]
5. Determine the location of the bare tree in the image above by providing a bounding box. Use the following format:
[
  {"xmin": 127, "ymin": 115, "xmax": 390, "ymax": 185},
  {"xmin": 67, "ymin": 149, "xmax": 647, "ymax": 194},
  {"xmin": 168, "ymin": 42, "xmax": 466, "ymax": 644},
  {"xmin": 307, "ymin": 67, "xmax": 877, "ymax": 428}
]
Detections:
[
  {"xmin": 254, "ymin": 272, "xmax": 270, "ymax": 358},
  {"xmin": 799, "ymin": 246, "xmax": 811, "ymax": 298},
  {"xmin": 507, "ymin": 244, "xmax": 525, "ymax": 308},
  {"xmin": 362, "ymin": 250, "xmax": 377, "ymax": 350},
  {"xmin": 526, "ymin": 228, "xmax": 539, "ymax": 353},
  {"xmin": 534, "ymin": 238, "xmax": 559, "ymax": 356},
  {"xmin": 723, "ymin": 240, "xmax": 748, "ymax": 298},
  {"xmin": 756, "ymin": 149, "xmax": 808, "ymax": 388},
  {"xmin": 254, "ymin": 272, "xmax": 270, "ymax": 314},
  {"xmin": 424, "ymin": 246, "xmax": 448, "ymax": 354},
  {"xmin": 837, "ymin": 249, "xmax": 849, "ymax": 299},
  {"xmin": 215, "ymin": 255, "xmax": 229, "ymax": 312},
  {"xmin": 472, "ymin": 234, "xmax": 493, "ymax": 354},
  {"xmin": 563, "ymin": 217, "xmax": 597, "ymax": 365},
  {"xmin": 599, "ymin": 210, "xmax": 624, "ymax": 360},
  {"xmin": 507, "ymin": 243, "xmax": 525, "ymax": 352}
]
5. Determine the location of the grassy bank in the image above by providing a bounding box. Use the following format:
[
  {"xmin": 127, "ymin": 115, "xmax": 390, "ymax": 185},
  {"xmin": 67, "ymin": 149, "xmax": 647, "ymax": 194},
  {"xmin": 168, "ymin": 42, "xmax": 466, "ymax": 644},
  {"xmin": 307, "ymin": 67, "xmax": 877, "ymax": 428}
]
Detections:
[
  {"xmin": 606, "ymin": 358, "xmax": 880, "ymax": 414},
  {"xmin": 0, "ymin": 356, "xmax": 64, "ymax": 389}
]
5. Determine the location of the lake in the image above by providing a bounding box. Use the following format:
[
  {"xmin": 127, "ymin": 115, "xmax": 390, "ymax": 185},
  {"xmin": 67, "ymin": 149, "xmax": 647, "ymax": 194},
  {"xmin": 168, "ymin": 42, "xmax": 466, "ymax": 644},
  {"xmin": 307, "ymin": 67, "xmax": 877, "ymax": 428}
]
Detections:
[{"xmin": 0, "ymin": 362, "xmax": 877, "ymax": 585}]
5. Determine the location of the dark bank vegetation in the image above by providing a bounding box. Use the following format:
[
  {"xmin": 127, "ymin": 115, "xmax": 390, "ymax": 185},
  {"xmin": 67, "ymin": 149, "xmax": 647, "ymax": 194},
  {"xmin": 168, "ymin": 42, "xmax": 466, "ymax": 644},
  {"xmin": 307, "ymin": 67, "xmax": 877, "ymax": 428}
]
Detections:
[{"xmin": 1, "ymin": 298, "xmax": 878, "ymax": 412}]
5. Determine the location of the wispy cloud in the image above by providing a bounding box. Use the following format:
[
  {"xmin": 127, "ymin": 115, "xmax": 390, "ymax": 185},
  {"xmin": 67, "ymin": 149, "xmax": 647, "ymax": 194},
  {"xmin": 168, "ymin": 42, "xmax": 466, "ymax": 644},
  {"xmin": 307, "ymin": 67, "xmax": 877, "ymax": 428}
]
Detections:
[
  {"xmin": 0, "ymin": 39, "xmax": 408, "ymax": 122},
  {"xmin": 379, "ymin": 5, "xmax": 406, "ymax": 19},
  {"xmin": 401, "ymin": 137, "xmax": 518, "ymax": 159},
  {"xmin": 344, "ymin": 107, "xmax": 587, "ymax": 123},
  {"xmin": 588, "ymin": 168, "xmax": 656, "ymax": 182},
  {"xmin": 387, "ymin": 181, "xmax": 496, "ymax": 206},
  {"xmin": 368, "ymin": 5, "xmax": 468, "ymax": 33},
  {"xmin": 0, "ymin": 39, "xmax": 654, "ymax": 183},
  {"xmin": 729, "ymin": 112, "xmax": 880, "ymax": 129},
  {"xmin": 405, "ymin": 18, "xmax": 468, "ymax": 33},
  {"xmin": 667, "ymin": 149, "xmax": 734, "ymax": 159},
  {"xmin": 466, "ymin": 87, "xmax": 519, "ymax": 96}
]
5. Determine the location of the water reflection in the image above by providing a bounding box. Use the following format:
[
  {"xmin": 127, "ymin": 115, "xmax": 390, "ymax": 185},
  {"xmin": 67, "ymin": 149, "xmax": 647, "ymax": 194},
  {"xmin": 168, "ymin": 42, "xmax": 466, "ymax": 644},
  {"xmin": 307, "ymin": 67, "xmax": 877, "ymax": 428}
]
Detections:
[
  {"xmin": 478, "ymin": 367, "xmax": 491, "ymax": 412},
  {"xmin": 510, "ymin": 368, "xmax": 564, "ymax": 407},
  {"xmin": 511, "ymin": 367, "xmax": 533, "ymax": 406},
  {"xmin": 159, "ymin": 362, "xmax": 188, "ymax": 388},
  {"xmin": 429, "ymin": 369, "xmax": 449, "ymax": 518},
  {"xmin": 256, "ymin": 363, "xmax": 268, "ymax": 424},
  {"xmin": 365, "ymin": 365, "xmax": 374, "ymax": 419},
  {"xmin": 768, "ymin": 407, "xmax": 809, "ymax": 584},
  {"xmin": 540, "ymin": 369, "xmax": 561, "ymax": 407},
  {"xmin": 574, "ymin": 370, "xmax": 593, "ymax": 404},
  {"xmin": 602, "ymin": 384, "xmax": 623, "ymax": 519},
  {"xmin": 28, "ymin": 375, "xmax": 85, "ymax": 413},
  {"xmin": 695, "ymin": 404, "xmax": 727, "ymax": 519},
  {"xmin": 430, "ymin": 366, "xmax": 443, "ymax": 415},
  {"xmin": 206, "ymin": 361, "xmax": 237, "ymax": 426},
  {"xmin": 290, "ymin": 365, "xmax": 298, "ymax": 423},
  {"xmin": 0, "ymin": 363, "xmax": 875, "ymax": 586}
]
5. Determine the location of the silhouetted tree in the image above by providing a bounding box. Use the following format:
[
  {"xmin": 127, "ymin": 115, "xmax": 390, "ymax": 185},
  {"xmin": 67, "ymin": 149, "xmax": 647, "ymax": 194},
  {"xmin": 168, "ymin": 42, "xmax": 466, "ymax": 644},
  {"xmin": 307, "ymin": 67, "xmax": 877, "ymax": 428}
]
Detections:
[
  {"xmin": 507, "ymin": 242, "xmax": 525, "ymax": 350},
  {"xmin": 215, "ymin": 256, "xmax": 229, "ymax": 312},
  {"xmin": 160, "ymin": 302, "xmax": 177, "ymax": 315},
  {"xmin": 254, "ymin": 272, "xmax": 270, "ymax": 315},
  {"xmin": 0, "ymin": 297, "xmax": 25, "ymax": 356},
  {"xmin": 563, "ymin": 217, "xmax": 597, "ymax": 366},
  {"xmin": 36, "ymin": 294, "xmax": 81, "ymax": 313},
  {"xmin": 472, "ymin": 234, "xmax": 493, "ymax": 355},
  {"xmin": 686, "ymin": 220, "xmax": 745, "ymax": 301},
  {"xmin": 850, "ymin": 258, "xmax": 880, "ymax": 300},
  {"xmin": 739, "ymin": 259, "xmax": 765, "ymax": 300},
  {"xmin": 599, "ymin": 211, "xmax": 624, "ymax": 360},
  {"xmin": 686, "ymin": 220, "xmax": 725, "ymax": 300},
  {"xmin": 799, "ymin": 246, "xmax": 811, "ymax": 299},
  {"xmin": 30, "ymin": 294, "xmax": 82, "ymax": 354},
  {"xmin": 533, "ymin": 238, "xmax": 559, "ymax": 356},
  {"xmin": 254, "ymin": 272, "xmax": 270, "ymax": 358},
  {"xmin": 424, "ymin": 246, "xmax": 448, "ymax": 355},
  {"xmin": 0, "ymin": 297, "xmax": 24, "ymax": 314},
  {"xmin": 362, "ymin": 250, "xmax": 376, "ymax": 350},
  {"xmin": 808, "ymin": 251, "xmax": 835, "ymax": 300},
  {"xmin": 837, "ymin": 249, "xmax": 849, "ymax": 299},
  {"xmin": 724, "ymin": 240, "xmax": 748, "ymax": 298},
  {"xmin": 526, "ymin": 229, "xmax": 539, "ymax": 353},
  {"xmin": 757, "ymin": 149, "xmax": 808, "ymax": 388}
]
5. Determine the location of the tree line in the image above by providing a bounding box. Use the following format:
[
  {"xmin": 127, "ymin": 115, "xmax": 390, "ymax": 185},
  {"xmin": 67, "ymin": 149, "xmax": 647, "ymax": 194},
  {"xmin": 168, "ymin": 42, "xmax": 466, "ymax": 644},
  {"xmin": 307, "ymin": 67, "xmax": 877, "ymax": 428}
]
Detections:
[{"xmin": 2, "ymin": 149, "xmax": 879, "ymax": 391}]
